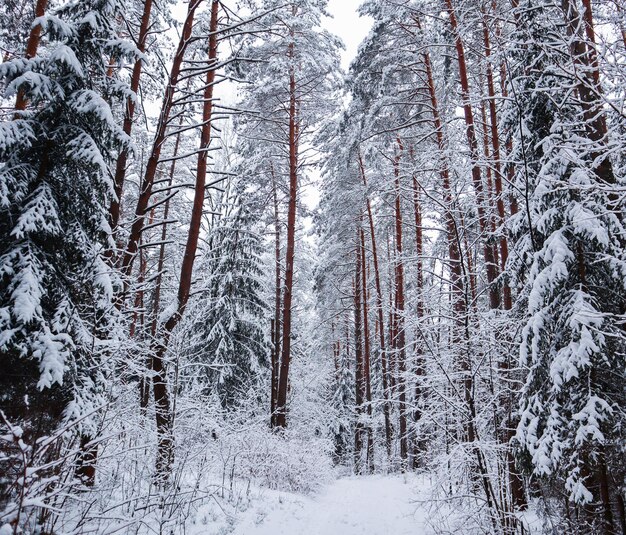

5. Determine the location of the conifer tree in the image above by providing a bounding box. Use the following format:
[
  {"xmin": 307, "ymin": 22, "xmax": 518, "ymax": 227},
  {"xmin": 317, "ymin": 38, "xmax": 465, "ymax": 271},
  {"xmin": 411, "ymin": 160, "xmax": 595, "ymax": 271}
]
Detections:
[
  {"xmin": 234, "ymin": 0, "xmax": 341, "ymax": 427},
  {"xmin": 185, "ymin": 193, "xmax": 270, "ymax": 409},
  {"xmin": 507, "ymin": 1, "xmax": 626, "ymax": 530},
  {"xmin": 0, "ymin": 0, "xmax": 134, "ymax": 441}
]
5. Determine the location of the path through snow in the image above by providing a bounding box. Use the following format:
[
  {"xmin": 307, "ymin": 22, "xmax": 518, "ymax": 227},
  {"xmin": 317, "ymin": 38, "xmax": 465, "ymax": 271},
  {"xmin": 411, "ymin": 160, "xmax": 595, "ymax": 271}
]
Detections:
[{"xmin": 228, "ymin": 474, "xmax": 433, "ymax": 535}]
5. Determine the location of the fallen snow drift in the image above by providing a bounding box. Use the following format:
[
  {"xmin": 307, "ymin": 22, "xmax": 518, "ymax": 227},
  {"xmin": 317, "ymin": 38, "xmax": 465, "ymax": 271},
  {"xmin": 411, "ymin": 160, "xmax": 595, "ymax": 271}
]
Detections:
[{"xmin": 192, "ymin": 474, "xmax": 434, "ymax": 535}]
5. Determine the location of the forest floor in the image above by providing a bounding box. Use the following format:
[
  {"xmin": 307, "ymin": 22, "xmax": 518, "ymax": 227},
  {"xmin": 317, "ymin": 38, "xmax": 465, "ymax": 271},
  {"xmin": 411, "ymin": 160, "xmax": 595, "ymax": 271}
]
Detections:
[
  {"xmin": 194, "ymin": 473, "xmax": 438, "ymax": 534},
  {"xmin": 188, "ymin": 472, "xmax": 546, "ymax": 535}
]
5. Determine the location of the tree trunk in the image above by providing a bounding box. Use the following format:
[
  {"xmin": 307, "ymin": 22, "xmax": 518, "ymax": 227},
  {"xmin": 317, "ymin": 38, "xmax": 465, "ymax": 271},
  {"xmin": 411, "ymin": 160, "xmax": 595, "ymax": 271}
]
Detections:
[
  {"xmin": 119, "ymin": 0, "xmax": 201, "ymax": 287},
  {"xmin": 75, "ymin": 435, "xmax": 97, "ymax": 487},
  {"xmin": 144, "ymin": 129, "xmax": 181, "ymax": 413},
  {"xmin": 444, "ymin": 1, "xmax": 528, "ymax": 512},
  {"xmin": 411, "ymin": 170, "xmax": 426, "ymax": 468},
  {"xmin": 360, "ymin": 227, "xmax": 375, "ymax": 473},
  {"xmin": 270, "ymin": 165, "xmax": 281, "ymax": 427},
  {"xmin": 418, "ymin": 8, "xmax": 475, "ymax": 458},
  {"xmin": 354, "ymin": 232, "xmax": 365, "ymax": 474},
  {"xmin": 481, "ymin": 13, "xmax": 511, "ymax": 303},
  {"xmin": 110, "ymin": 0, "xmax": 155, "ymax": 232},
  {"xmin": 562, "ymin": 0, "xmax": 616, "ymax": 190},
  {"xmin": 358, "ymin": 152, "xmax": 392, "ymax": 458},
  {"xmin": 150, "ymin": 0, "xmax": 220, "ymax": 479},
  {"xmin": 14, "ymin": 0, "xmax": 48, "ymax": 112},
  {"xmin": 131, "ymin": 241, "xmax": 149, "ymax": 408},
  {"xmin": 393, "ymin": 139, "xmax": 408, "ymax": 467},
  {"xmin": 444, "ymin": 0, "xmax": 500, "ymax": 310},
  {"xmin": 481, "ymin": 12, "xmax": 528, "ymax": 509},
  {"xmin": 275, "ymin": 31, "xmax": 298, "ymax": 429}
]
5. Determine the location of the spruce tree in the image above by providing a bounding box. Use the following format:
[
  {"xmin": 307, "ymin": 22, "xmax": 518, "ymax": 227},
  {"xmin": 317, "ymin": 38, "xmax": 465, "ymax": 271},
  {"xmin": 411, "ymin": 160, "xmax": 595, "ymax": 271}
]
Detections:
[
  {"xmin": 507, "ymin": 1, "xmax": 626, "ymax": 529},
  {"xmin": 0, "ymin": 0, "xmax": 134, "ymax": 440},
  {"xmin": 185, "ymin": 193, "xmax": 270, "ymax": 409}
]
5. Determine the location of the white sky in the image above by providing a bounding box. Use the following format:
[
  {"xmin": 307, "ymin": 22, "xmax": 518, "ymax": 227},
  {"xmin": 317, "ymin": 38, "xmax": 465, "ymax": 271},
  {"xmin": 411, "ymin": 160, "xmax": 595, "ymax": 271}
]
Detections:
[{"xmin": 323, "ymin": 0, "xmax": 373, "ymax": 70}]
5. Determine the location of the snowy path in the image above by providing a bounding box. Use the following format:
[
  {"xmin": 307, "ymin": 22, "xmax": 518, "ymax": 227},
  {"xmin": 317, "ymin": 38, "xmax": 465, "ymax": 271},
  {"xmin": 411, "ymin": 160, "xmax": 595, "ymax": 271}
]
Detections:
[{"xmin": 228, "ymin": 475, "xmax": 432, "ymax": 535}]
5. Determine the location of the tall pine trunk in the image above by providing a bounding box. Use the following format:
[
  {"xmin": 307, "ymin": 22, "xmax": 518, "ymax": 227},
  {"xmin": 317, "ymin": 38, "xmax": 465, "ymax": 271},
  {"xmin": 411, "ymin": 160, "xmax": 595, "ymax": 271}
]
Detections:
[
  {"xmin": 393, "ymin": 139, "xmax": 408, "ymax": 467},
  {"xmin": 14, "ymin": 0, "xmax": 48, "ymax": 112},
  {"xmin": 360, "ymin": 227, "xmax": 375, "ymax": 473},
  {"xmin": 358, "ymin": 152, "xmax": 392, "ymax": 458},
  {"xmin": 151, "ymin": 0, "xmax": 220, "ymax": 479},
  {"xmin": 120, "ymin": 0, "xmax": 201, "ymax": 287},
  {"xmin": 410, "ymin": 170, "xmax": 425, "ymax": 468},
  {"xmin": 444, "ymin": 0, "xmax": 500, "ymax": 310},
  {"xmin": 145, "ymin": 129, "xmax": 182, "ymax": 412},
  {"xmin": 110, "ymin": 0, "xmax": 155, "ymax": 232},
  {"xmin": 270, "ymin": 165, "xmax": 281, "ymax": 426},
  {"xmin": 275, "ymin": 32, "xmax": 298, "ymax": 428},
  {"xmin": 354, "ymin": 231, "xmax": 365, "ymax": 473}
]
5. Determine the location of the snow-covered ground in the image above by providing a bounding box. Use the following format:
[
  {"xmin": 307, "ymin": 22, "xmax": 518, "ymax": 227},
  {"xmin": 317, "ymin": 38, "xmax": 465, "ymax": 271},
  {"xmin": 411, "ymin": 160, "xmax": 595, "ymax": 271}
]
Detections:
[{"xmin": 193, "ymin": 474, "xmax": 436, "ymax": 535}]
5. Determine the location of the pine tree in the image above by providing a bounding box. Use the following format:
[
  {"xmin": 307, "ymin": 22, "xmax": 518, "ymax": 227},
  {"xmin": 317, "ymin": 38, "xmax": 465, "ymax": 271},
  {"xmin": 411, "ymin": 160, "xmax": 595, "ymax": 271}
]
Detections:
[{"xmin": 233, "ymin": 0, "xmax": 342, "ymax": 427}]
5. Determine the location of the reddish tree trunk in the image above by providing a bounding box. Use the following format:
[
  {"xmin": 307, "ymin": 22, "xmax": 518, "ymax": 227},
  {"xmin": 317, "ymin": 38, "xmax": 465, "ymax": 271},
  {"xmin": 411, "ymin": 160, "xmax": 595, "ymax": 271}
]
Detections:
[
  {"xmin": 143, "ymin": 129, "xmax": 182, "ymax": 413},
  {"xmin": 358, "ymin": 153, "xmax": 392, "ymax": 458},
  {"xmin": 393, "ymin": 139, "xmax": 408, "ymax": 467},
  {"xmin": 14, "ymin": 0, "xmax": 48, "ymax": 112},
  {"xmin": 479, "ymin": 94, "xmax": 500, "ymax": 270},
  {"xmin": 110, "ymin": 0, "xmax": 155, "ymax": 232},
  {"xmin": 411, "ymin": 171, "xmax": 426, "ymax": 468},
  {"xmin": 482, "ymin": 15, "xmax": 511, "ymax": 309},
  {"xmin": 131, "ymin": 239, "xmax": 149, "ymax": 408},
  {"xmin": 481, "ymin": 12, "xmax": 528, "ymax": 509},
  {"xmin": 417, "ymin": 17, "xmax": 466, "ymax": 316},
  {"xmin": 418, "ymin": 14, "xmax": 472, "ymax": 449},
  {"xmin": 275, "ymin": 33, "xmax": 298, "ymax": 428},
  {"xmin": 150, "ymin": 0, "xmax": 220, "ymax": 479},
  {"xmin": 354, "ymin": 233, "xmax": 365, "ymax": 473},
  {"xmin": 120, "ymin": 0, "xmax": 202, "ymax": 287},
  {"xmin": 150, "ymin": 130, "xmax": 181, "ymax": 340},
  {"xmin": 562, "ymin": 0, "xmax": 616, "ymax": 191},
  {"xmin": 360, "ymin": 227, "xmax": 375, "ymax": 473},
  {"xmin": 270, "ymin": 165, "xmax": 281, "ymax": 426},
  {"xmin": 75, "ymin": 435, "xmax": 98, "ymax": 487},
  {"xmin": 444, "ymin": 0, "xmax": 500, "ymax": 310},
  {"xmin": 460, "ymin": 210, "xmax": 478, "ymax": 310}
]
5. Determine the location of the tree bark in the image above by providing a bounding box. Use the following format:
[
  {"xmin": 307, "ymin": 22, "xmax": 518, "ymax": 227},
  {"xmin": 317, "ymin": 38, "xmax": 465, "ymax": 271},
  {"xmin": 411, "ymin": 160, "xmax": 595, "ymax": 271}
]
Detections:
[
  {"xmin": 270, "ymin": 165, "xmax": 281, "ymax": 426},
  {"xmin": 418, "ymin": 12, "xmax": 478, "ymax": 465},
  {"xmin": 109, "ymin": 0, "xmax": 155, "ymax": 233},
  {"xmin": 150, "ymin": 0, "xmax": 219, "ymax": 479},
  {"xmin": 444, "ymin": 0, "xmax": 501, "ymax": 310},
  {"xmin": 481, "ymin": 14, "xmax": 511, "ymax": 306},
  {"xmin": 354, "ymin": 232, "xmax": 365, "ymax": 474},
  {"xmin": 275, "ymin": 28, "xmax": 298, "ymax": 428},
  {"xmin": 481, "ymin": 10, "xmax": 528, "ymax": 509},
  {"xmin": 144, "ymin": 129, "xmax": 181, "ymax": 413},
  {"xmin": 410, "ymin": 168, "xmax": 426, "ymax": 468},
  {"xmin": 358, "ymin": 152, "xmax": 392, "ymax": 458},
  {"xmin": 562, "ymin": 0, "xmax": 616, "ymax": 190},
  {"xmin": 14, "ymin": 0, "xmax": 48, "ymax": 112},
  {"xmin": 360, "ymin": 227, "xmax": 375, "ymax": 473},
  {"xmin": 119, "ymin": 0, "xmax": 202, "ymax": 288},
  {"xmin": 393, "ymin": 139, "xmax": 408, "ymax": 467}
]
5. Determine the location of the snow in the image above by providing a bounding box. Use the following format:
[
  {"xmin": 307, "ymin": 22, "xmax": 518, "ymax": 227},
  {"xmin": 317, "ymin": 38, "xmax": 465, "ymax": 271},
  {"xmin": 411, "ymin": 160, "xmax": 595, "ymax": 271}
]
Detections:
[{"xmin": 193, "ymin": 474, "xmax": 433, "ymax": 535}]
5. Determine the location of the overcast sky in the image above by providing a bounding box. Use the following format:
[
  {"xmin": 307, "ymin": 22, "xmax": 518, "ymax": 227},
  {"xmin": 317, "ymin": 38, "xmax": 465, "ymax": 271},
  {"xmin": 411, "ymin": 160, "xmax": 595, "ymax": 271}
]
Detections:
[{"xmin": 323, "ymin": 0, "xmax": 373, "ymax": 69}]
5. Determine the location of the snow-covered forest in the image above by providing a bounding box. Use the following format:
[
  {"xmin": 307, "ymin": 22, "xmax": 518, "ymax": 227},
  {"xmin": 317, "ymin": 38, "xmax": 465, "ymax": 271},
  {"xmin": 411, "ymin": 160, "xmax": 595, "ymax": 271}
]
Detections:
[{"xmin": 0, "ymin": 0, "xmax": 624, "ymax": 533}]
